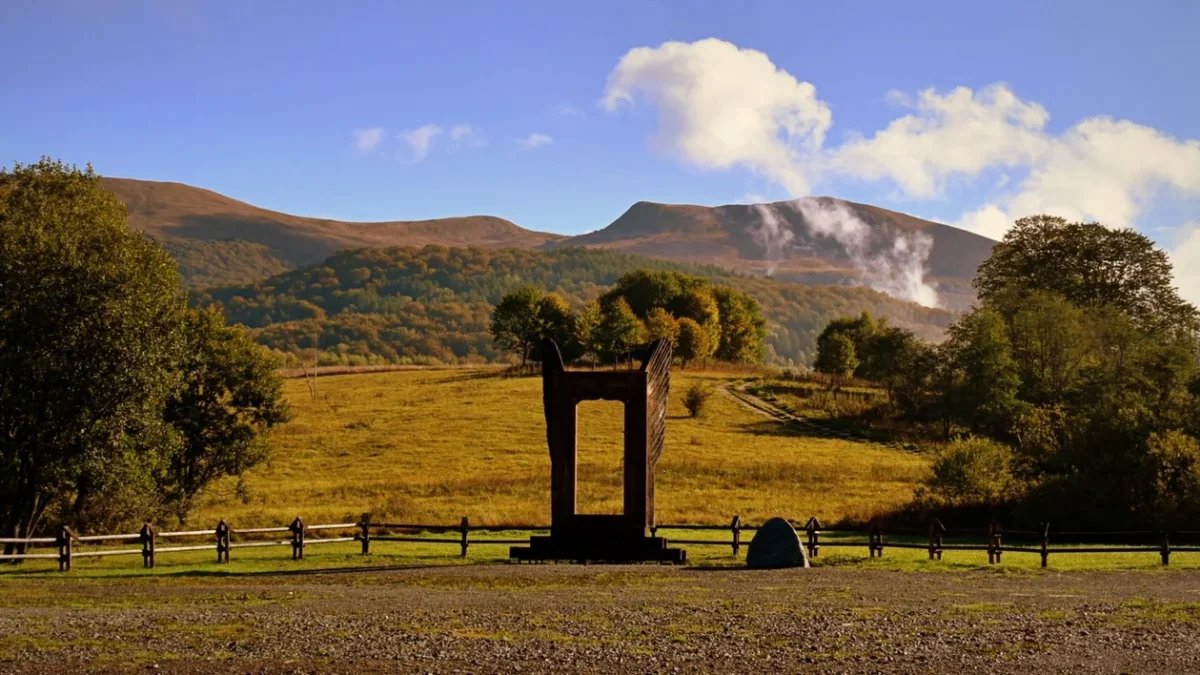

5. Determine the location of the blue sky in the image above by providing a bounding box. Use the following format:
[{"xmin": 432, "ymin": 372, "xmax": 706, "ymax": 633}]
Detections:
[{"xmin": 3, "ymin": 0, "xmax": 1198, "ymax": 261}]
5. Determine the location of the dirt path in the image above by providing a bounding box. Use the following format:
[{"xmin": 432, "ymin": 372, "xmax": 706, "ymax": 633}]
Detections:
[
  {"xmin": 3, "ymin": 565, "xmax": 1199, "ymax": 673},
  {"xmin": 721, "ymin": 382, "xmax": 870, "ymax": 442}
]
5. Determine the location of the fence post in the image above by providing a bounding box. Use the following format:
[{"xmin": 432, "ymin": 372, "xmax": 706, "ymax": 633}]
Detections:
[
  {"xmin": 57, "ymin": 526, "xmax": 73, "ymax": 572},
  {"xmin": 360, "ymin": 513, "xmax": 371, "ymax": 555},
  {"xmin": 987, "ymin": 520, "xmax": 1004, "ymax": 564},
  {"xmin": 140, "ymin": 523, "xmax": 156, "ymax": 569},
  {"xmin": 731, "ymin": 515, "xmax": 742, "ymax": 556},
  {"xmin": 1160, "ymin": 531, "xmax": 1171, "ymax": 566},
  {"xmin": 460, "ymin": 516, "xmax": 470, "ymax": 558},
  {"xmin": 1039, "ymin": 522, "xmax": 1050, "ymax": 568},
  {"xmin": 804, "ymin": 517, "xmax": 821, "ymax": 559},
  {"xmin": 869, "ymin": 523, "xmax": 884, "ymax": 558},
  {"xmin": 216, "ymin": 520, "xmax": 230, "ymax": 563},
  {"xmin": 928, "ymin": 519, "xmax": 944, "ymax": 561},
  {"xmin": 290, "ymin": 517, "xmax": 305, "ymax": 560}
]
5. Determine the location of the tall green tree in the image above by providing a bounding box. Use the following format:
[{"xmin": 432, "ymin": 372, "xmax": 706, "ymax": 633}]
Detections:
[
  {"xmin": 940, "ymin": 307, "xmax": 1022, "ymax": 435},
  {"xmin": 813, "ymin": 332, "xmax": 859, "ymax": 380},
  {"xmin": 575, "ymin": 299, "xmax": 603, "ymax": 367},
  {"xmin": 161, "ymin": 307, "xmax": 291, "ymax": 522},
  {"xmin": 0, "ymin": 158, "xmax": 288, "ymax": 540},
  {"xmin": 0, "ymin": 159, "xmax": 185, "ymax": 541},
  {"xmin": 489, "ymin": 285, "xmax": 544, "ymax": 366},
  {"xmin": 712, "ymin": 285, "xmax": 767, "ymax": 363},
  {"xmin": 975, "ymin": 215, "xmax": 1198, "ymax": 335}
]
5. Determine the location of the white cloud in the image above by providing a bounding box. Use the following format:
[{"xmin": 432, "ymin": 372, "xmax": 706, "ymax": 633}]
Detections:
[
  {"xmin": 448, "ymin": 124, "xmax": 485, "ymax": 148},
  {"xmin": 831, "ymin": 84, "xmax": 1051, "ymax": 198},
  {"xmin": 399, "ymin": 124, "xmax": 444, "ymax": 162},
  {"xmin": 353, "ymin": 127, "xmax": 385, "ymax": 153},
  {"xmin": 518, "ymin": 132, "xmax": 554, "ymax": 150},
  {"xmin": 1170, "ymin": 224, "xmax": 1200, "ymax": 307},
  {"xmin": 552, "ymin": 103, "xmax": 586, "ymax": 120},
  {"xmin": 602, "ymin": 37, "xmax": 1200, "ymax": 261},
  {"xmin": 959, "ymin": 118, "xmax": 1200, "ymax": 238},
  {"xmin": 602, "ymin": 38, "xmax": 831, "ymax": 196}
]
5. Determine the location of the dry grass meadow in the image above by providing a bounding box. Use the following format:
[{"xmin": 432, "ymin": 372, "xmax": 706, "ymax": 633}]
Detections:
[{"xmin": 189, "ymin": 369, "xmax": 930, "ymax": 529}]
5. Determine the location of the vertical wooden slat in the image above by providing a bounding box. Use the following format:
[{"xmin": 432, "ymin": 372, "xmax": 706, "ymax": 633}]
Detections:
[{"xmin": 1160, "ymin": 531, "xmax": 1171, "ymax": 566}]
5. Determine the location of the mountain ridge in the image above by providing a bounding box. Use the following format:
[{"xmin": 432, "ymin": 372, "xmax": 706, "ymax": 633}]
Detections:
[{"xmin": 102, "ymin": 177, "xmax": 993, "ymax": 305}]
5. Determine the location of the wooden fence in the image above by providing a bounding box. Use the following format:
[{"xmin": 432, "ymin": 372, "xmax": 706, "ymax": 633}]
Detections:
[{"xmin": 4, "ymin": 515, "xmax": 1199, "ymax": 571}]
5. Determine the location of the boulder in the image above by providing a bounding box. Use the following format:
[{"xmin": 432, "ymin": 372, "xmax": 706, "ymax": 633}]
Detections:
[{"xmin": 746, "ymin": 517, "xmax": 809, "ymax": 568}]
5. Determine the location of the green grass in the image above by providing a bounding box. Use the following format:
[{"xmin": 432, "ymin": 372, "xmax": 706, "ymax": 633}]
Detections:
[{"xmin": 180, "ymin": 368, "xmax": 927, "ymax": 528}]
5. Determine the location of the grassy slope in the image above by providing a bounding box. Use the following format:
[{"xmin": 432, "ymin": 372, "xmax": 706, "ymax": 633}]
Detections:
[
  {"xmin": 7, "ymin": 371, "xmax": 1199, "ymax": 576},
  {"xmin": 189, "ymin": 369, "xmax": 928, "ymax": 528}
]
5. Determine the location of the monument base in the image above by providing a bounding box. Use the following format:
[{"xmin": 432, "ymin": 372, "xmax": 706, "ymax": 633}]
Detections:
[{"xmin": 510, "ymin": 535, "xmax": 687, "ymax": 564}]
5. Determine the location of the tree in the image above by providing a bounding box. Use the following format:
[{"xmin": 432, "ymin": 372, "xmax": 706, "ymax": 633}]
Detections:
[
  {"xmin": 1143, "ymin": 430, "xmax": 1200, "ymax": 527},
  {"xmin": 602, "ymin": 270, "xmax": 685, "ymax": 318},
  {"xmin": 596, "ymin": 297, "xmax": 646, "ymax": 367},
  {"xmin": 161, "ymin": 307, "xmax": 291, "ymax": 522},
  {"xmin": 1006, "ymin": 292, "xmax": 1094, "ymax": 403},
  {"xmin": 0, "ymin": 159, "xmax": 185, "ymax": 542},
  {"xmin": 713, "ymin": 286, "xmax": 767, "ymax": 363},
  {"xmin": 940, "ymin": 306, "xmax": 1022, "ymax": 435},
  {"xmin": 489, "ymin": 285, "xmax": 544, "ymax": 366},
  {"xmin": 534, "ymin": 292, "xmax": 580, "ymax": 362},
  {"xmin": 0, "ymin": 159, "xmax": 288, "ymax": 541},
  {"xmin": 675, "ymin": 317, "xmax": 712, "ymax": 369},
  {"xmin": 814, "ymin": 332, "xmax": 859, "ymax": 381},
  {"xmin": 975, "ymin": 215, "xmax": 1198, "ymax": 335},
  {"xmin": 644, "ymin": 307, "xmax": 680, "ymax": 346},
  {"xmin": 575, "ymin": 299, "xmax": 603, "ymax": 367}
]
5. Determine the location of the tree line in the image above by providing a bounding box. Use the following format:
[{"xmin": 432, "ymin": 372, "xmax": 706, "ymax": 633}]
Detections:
[
  {"xmin": 489, "ymin": 270, "xmax": 768, "ymax": 368},
  {"xmin": 0, "ymin": 159, "xmax": 288, "ymax": 546},
  {"xmin": 813, "ymin": 216, "xmax": 1200, "ymax": 529},
  {"xmin": 191, "ymin": 245, "xmax": 954, "ymax": 369}
]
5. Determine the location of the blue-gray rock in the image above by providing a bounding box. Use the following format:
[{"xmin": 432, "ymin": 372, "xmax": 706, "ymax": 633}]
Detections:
[{"xmin": 747, "ymin": 517, "xmax": 809, "ymax": 568}]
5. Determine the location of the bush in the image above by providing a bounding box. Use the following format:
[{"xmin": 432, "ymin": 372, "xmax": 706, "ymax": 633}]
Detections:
[
  {"xmin": 683, "ymin": 383, "xmax": 714, "ymax": 418},
  {"xmin": 916, "ymin": 437, "xmax": 1019, "ymax": 507}
]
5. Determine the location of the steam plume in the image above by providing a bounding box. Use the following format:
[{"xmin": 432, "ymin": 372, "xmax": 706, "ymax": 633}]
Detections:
[
  {"xmin": 750, "ymin": 204, "xmax": 796, "ymax": 275},
  {"xmin": 770, "ymin": 199, "xmax": 940, "ymax": 307}
]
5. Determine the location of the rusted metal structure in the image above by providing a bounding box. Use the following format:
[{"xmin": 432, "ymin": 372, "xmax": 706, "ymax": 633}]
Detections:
[{"xmin": 510, "ymin": 338, "xmax": 686, "ymax": 563}]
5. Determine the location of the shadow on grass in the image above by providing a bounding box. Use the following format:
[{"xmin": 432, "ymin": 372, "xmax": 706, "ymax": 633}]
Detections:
[{"xmin": 737, "ymin": 418, "xmax": 878, "ymax": 443}]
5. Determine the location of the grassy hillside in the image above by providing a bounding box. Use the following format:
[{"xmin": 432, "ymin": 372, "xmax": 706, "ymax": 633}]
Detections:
[
  {"xmin": 102, "ymin": 177, "xmax": 564, "ymax": 287},
  {"xmin": 189, "ymin": 369, "xmax": 929, "ymax": 527},
  {"xmin": 194, "ymin": 245, "xmax": 956, "ymax": 368},
  {"xmin": 549, "ymin": 198, "xmax": 995, "ymax": 310}
]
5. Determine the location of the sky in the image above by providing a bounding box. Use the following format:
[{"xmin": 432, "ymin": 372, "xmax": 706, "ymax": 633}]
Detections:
[{"xmin": 3, "ymin": 1, "xmax": 1198, "ymax": 302}]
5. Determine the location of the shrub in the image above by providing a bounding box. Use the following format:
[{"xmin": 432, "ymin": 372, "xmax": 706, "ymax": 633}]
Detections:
[
  {"xmin": 683, "ymin": 383, "xmax": 714, "ymax": 418},
  {"xmin": 916, "ymin": 437, "xmax": 1019, "ymax": 507}
]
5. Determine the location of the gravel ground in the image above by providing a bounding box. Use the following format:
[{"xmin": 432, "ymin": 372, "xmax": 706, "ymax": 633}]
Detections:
[{"xmin": 3, "ymin": 564, "xmax": 1199, "ymax": 674}]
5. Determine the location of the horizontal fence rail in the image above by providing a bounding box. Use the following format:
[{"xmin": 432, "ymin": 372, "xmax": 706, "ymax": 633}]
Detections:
[{"xmin": 4, "ymin": 514, "xmax": 1200, "ymax": 571}]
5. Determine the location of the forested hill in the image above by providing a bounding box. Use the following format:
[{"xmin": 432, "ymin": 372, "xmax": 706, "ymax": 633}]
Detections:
[{"xmin": 193, "ymin": 246, "xmax": 955, "ymax": 368}]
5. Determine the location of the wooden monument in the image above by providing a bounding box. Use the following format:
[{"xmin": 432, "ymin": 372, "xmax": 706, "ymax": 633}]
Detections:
[{"xmin": 510, "ymin": 338, "xmax": 686, "ymax": 563}]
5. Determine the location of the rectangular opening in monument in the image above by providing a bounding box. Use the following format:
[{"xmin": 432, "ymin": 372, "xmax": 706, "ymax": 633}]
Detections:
[{"xmin": 575, "ymin": 400, "xmax": 625, "ymax": 515}]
